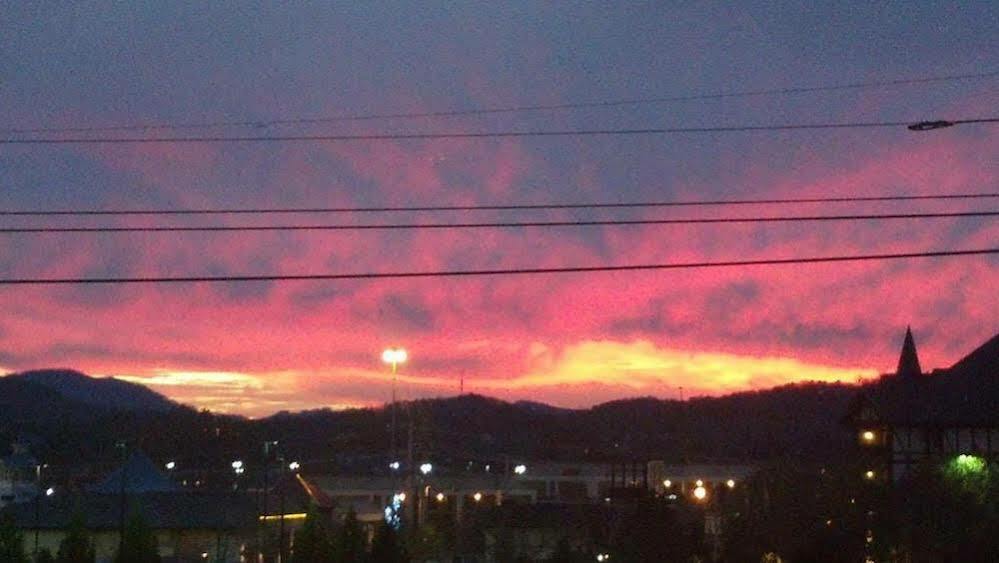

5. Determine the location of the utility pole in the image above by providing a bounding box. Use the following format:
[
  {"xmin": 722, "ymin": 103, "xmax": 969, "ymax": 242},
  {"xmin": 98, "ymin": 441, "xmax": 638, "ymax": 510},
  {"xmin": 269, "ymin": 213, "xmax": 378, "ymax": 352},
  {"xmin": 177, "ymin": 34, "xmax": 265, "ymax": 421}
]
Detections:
[
  {"xmin": 116, "ymin": 441, "xmax": 128, "ymax": 555},
  {"xmin": 33, "ymin": 464, "xmax": 41, "ymax": 559}
]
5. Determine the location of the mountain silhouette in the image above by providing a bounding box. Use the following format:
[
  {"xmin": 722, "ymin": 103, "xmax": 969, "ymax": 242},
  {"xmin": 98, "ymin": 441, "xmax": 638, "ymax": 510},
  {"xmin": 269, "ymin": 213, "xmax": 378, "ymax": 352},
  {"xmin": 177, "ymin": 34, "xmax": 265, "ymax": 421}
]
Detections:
[{"xmin": 4, "ymin": 369, "xmax": 178, "ymax": 412}]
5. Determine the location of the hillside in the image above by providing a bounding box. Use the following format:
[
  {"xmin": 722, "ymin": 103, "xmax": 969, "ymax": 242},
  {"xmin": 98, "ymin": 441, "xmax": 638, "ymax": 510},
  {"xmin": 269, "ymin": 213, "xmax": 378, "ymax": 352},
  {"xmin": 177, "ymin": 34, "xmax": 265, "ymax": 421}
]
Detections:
[
  {"xmin": 0, "ymin": 369, "xmax": 862, "ymax": 469},
  {"xmin": 6, "ymin": 369, "xmax": 179, "ymax": 412}
]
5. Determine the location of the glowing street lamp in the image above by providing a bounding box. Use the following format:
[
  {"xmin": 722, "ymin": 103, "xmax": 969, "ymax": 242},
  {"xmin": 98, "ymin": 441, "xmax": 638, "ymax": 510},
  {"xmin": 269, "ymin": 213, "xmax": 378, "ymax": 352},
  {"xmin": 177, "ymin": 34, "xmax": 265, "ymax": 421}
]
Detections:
[
  {"xmin": 232, "ymin": 460, "xmax": 245, "ymax": 475},
  {"xmin": 288, "ymin": 461, "xmax": 300, "ymax": 472},
  {"xmin": 726, "ymin": 479, "xmax": 736, "ymax": 489},
  {"xmin": 383, "ymin": 347, "xmax": 407, "ymax": 460},
  {"xmin": 473, "ymin": 492, "xmax": 483, "ymax": 502},
  {"xmin": 862, "ymin": 430, "xmax": 876, "ymax": 443},
  {"xmin": 435, "ymin": 492, "xmax": 446, "ymax": 502},
  {"xmin": 165, "ymin": 461, "xmax": 176, "ymax": 471},
  {"xmin": 420, "ymin": 463, "xmax": 433, "ymax": 475},
  {"xmin": 382, "ymin": 348, "xmax": 408, "ymax": 371},
  {"xmin": 663, "ymin": 479, "xmax": 672, "ymax": 488},
  {"xmin": 388, "ymin": 461, "xmax": 401, "ymax": 471},
  {"xmin": 45, "ymin": 487, "xmax": 54, "ymax": 497},
  {"xmin": 864, "ymin": 470, "xmax": 876, "ymax": 480},
  {"xmin": 693, "ymin": 486, "xmax": 708, "ymax": 501},
  {"xmin": 513, "ymin": 464, "xmax": 527, "ymax": 475}
]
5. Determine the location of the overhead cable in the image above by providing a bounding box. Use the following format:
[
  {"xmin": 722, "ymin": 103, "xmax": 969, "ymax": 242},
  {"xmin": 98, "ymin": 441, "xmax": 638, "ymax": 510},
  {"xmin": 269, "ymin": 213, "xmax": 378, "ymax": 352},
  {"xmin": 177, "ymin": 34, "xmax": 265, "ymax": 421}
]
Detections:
[
  {"xmin": 3, "ymin": 69, "xmax": 996, "ymax": 134},
  {"xmin": 0, "ymin": 248, "xmax": 994, "ymax": 286},
  {"xmin": 2, "ymin": 210, "xmax": 995, "ymax": 234},
  {"xmin": 2, "ymin": 192, "xmax": 996, "ymax": 217},
  {"xmin": 2, "ymin": 117, "xmax": 996, "ymax": 145}
]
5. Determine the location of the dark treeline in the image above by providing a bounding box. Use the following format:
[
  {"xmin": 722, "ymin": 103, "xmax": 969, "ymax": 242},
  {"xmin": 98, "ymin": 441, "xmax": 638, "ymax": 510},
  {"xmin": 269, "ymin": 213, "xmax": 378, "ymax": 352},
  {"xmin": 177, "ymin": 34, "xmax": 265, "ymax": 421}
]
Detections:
[{"xmin": 1, "ymin": 371, "xmax": 859, "ymax": 477}]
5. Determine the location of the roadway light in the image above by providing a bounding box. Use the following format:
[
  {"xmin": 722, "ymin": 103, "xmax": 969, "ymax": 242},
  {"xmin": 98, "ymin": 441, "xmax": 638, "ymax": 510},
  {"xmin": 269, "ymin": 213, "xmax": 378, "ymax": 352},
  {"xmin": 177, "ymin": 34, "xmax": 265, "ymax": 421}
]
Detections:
[
  {"xmin": 862, "ymin": 430, "xmax": 875, "ymax": 442},
  {"xmin": 382, "ymin": 348, "xmax": 408, "ymax": 369},
  {"xmin": 436, "ymin": 492, "xmax": 445, "ymax": 502},
  {"xmin": 695, "ymin": 479, "xmax": 703, "ymax": 487},
  {"xmin": 726, "ymin": 479, "xmax": 736, "ymax": 489},
  {"xmin": 513, "ymin": 464, "xmax": 527, "ymax": 475},
  {"xmin": 693, "ymin": 486, "xmax": 707, "ymax": 501},
  {"xmin": 289, "ymin": 461, "xmax": 300, "ymax": 472},
  {"xmin": 165, "ymin": 461, "xmax": 176, "ymax": 470},
  {"xmin": 389, "ymin": 461, "xmax": 401, "ymax": 471},
  {"xmin": 45, "ymin": 487, "xmax": 54, "ymax": 497},
  {"xmin": 231, "ymin": 460, "xmax": 243, "ymax": 470},
  {"xmin": 597, "ymin": 554, "xmax": 611, "ymax": 562},
  {"xmin": 663, "ymin": 479, "xmax": 672, "ymax": 488},
  {"xmin": 473, "ymin": 492, "xmax": 483, "ymax": 502},
  {"xmin": 420, "ymin": 463, "xmax": 433, "ymax": 475},
  {"xmin": 864, "ymin": 470, "xmax": 875, "ymax": 480}
]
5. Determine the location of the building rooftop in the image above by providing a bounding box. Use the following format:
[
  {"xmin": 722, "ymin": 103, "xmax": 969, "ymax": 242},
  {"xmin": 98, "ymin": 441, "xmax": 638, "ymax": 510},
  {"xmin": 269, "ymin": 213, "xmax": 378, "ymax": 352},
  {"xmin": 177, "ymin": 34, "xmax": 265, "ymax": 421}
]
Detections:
[{"xmin": 848, "ymin": 330, "xmax": 999, "ymax": 427}]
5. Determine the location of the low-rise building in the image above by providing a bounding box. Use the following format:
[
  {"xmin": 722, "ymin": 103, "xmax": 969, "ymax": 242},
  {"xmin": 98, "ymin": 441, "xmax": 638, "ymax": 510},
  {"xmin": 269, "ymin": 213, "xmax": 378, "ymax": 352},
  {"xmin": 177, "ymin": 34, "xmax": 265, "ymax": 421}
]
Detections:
[{"xmin": 846, "ymin": 327, "xmax": 999, "ymax": 481}]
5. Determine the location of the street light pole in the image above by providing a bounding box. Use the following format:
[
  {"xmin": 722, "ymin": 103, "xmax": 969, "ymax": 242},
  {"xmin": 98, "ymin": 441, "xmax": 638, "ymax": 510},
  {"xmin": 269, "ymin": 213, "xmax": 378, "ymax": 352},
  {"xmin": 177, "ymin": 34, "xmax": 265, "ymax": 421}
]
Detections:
[
  {"xmin": 382, "ymin": 348, "xmax": 408, "ymax": 465},
  {"xmin": 33, "ymin": 464, "xmax": 41, "ymax": 559}
]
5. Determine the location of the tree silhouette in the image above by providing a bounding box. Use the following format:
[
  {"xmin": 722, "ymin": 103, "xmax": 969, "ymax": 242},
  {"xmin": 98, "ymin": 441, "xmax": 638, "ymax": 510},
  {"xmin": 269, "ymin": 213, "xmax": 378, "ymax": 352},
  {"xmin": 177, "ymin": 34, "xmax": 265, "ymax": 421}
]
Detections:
[
  {"xmin": 334, "ymin": 507, "xmax": 364, "ymax": 563},
  {"xmin": 113, "ymin": 513, "xmax": 159, "ymax": 563},
  {"xmin": 369, "ymin": 521, "xmax": 406, "ymax": 563},
  {"xmin": 55, "ymin": 512, "xmax": 94, "ymax": 563},
  {"xmin": 0, "ymin": 513, "xmax": 27, "ymax": 563},
  {"xmin": 290, "ymin": 506, "xmax": 333, "ymax": 563}
]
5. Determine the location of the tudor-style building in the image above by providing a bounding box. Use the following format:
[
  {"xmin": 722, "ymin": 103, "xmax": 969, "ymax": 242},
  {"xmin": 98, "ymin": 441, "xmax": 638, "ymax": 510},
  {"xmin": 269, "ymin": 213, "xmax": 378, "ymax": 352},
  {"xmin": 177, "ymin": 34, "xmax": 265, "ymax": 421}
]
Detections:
[{"xmin": 847, "ymin": 327, "xmax": 999, "ymax": 481}]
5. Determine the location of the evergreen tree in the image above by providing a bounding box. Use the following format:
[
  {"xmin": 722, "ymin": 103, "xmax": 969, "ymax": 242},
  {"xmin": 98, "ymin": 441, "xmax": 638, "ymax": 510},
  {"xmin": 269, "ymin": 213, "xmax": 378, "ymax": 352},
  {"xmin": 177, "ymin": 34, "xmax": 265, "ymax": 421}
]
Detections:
[
  {"xmin": 547, "ymin": 537, "xmax": 576, "ymax": 563},
  {"xmin": 55, "ymin": 513, "xmax": 94, "ymax": 563},
  {"xmin": 112, "ymin": 513, "xmax": 159, "ymax": 563},
  {"xmin": 368, "ymin": 521, "xmax": 406, "ymax": 563},
  {"xmin": 0, "ymin": 513, "xmax": 27, "ymax": 563},
  {"xmin": 335, "ymin": 508, "xmax": 364, "ymax": 563},
  {"xmin": 291, "ymin": 506, "xmax": 333, "ymax": 563}
]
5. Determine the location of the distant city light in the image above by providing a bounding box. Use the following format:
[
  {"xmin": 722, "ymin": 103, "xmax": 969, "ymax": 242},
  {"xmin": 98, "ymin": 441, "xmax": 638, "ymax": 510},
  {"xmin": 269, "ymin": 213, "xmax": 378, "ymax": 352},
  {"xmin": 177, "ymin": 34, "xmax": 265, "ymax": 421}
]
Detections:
[
  {"xmin": 726, "ymin": 479, "xmax": 736, "ymax": 489},
  {"xmin": 662, "ymin": 479, "xmax": 672, "ymax": 488},
  {"xmin": 436, "ymin": 492, "xmax": 445, "ymax": 502},
  {"xmin": 864, "ymin": 470, "xmax": 875, "ymax": 480},
  {"xmin": 420, "ymin": 463, "xmax": 433, "ymax": 475},
  {"xmin": 389, "ymin": 461, "xmax": 401, "ymax": 471},
  {"xmin": 693, "ymin": 486, "xmax": 707, "ymax": 501},
  {"xmin": 231, "ymin": 460, "xmax": 243, "ymax": 470},
  {"xmin": 862, "ymin": 430, "xmax": 875, "ymax": 442},
  {"xmin": 596, "ymin": 554, "xmax": 611, "ymax": 562},
  {"xmin": 288, "ymin": 461, "xmax": 300, "ymax": 471},
  {"xmin": 45, "ymin": 487, "xmax": 54, "ymax": 496},
  {"xmin": 473, "ymin": 492, "xmax": 483, "ymax": 502},
  {"xmin": 667, "ymin": 493, "xmax": 677, "ymax": 500},
  {"xmin": 165, "ymin": 461, "xmax": 176, "ymax": 470},
  {"xmin": 514, "ymin": 464, "xmax": 527, "ymax": 475}
]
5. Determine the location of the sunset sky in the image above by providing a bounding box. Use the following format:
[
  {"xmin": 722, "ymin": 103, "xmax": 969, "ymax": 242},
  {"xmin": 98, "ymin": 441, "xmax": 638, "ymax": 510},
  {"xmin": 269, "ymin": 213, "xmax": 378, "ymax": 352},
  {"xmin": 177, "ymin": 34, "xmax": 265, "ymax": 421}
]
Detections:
[{"xmin": 1, "ymin": 3, "xmax": 996, "ymax": 417}]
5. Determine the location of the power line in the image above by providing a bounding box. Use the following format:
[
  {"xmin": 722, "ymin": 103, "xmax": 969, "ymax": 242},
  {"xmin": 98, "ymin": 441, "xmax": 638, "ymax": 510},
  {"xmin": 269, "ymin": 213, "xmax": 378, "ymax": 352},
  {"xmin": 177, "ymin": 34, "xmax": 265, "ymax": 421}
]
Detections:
[
  {"xmin": 0, "ymin": 248, "xmax": 993, "ymax": 286},
  {"xmin": 2, "ymin": 192, "xmax": 996, "ymax": 217},
  {"xmin": 2, "ymin": 117, "xmax": 996, "ymax": 145},
  {"xmin": 2, "ymin": 210, "xmax": 995, "ymax": 234},
  {"xmin": 4, "ymin": 69, "xmax": 997, "ymax": 135}
]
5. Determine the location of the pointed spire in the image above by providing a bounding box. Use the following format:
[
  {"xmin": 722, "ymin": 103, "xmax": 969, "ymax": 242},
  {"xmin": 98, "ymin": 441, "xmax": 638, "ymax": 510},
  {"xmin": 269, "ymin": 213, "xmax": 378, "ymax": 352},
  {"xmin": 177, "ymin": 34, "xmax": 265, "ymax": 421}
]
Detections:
[{"xmin": 896, "ymin": 326, "xmax": 922, "ymax": 377}]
